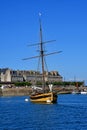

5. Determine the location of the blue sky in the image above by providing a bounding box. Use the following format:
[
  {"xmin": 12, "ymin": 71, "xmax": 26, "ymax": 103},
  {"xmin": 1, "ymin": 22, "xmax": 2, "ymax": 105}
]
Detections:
[{"xmin": 0, "ymin": 0, "xmax": 87, "ymax": 83}]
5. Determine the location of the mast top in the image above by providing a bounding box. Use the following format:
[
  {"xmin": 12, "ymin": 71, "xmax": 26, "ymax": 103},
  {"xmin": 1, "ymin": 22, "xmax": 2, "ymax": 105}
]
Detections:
[
  {"xmin": 39, "ymin": 12, "xmax": 42, "ymax": 17},
  {"xmin": 39, "ymin": 12, "xmax": 42, "ymax": 31}
]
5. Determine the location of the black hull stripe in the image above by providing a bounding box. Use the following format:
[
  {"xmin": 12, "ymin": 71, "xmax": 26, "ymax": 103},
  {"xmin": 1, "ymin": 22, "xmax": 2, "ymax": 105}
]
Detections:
[
  {"xmin": 30, "ymin": 95, "xmax": 51, "ymax": 100},
  {"xmin": 30, "ymin": 94, "xmax": 57, "ymax": 100}
]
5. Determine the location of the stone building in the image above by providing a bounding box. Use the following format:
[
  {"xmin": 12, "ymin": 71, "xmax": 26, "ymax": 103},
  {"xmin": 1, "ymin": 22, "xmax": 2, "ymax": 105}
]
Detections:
[
  {"xmin": 0, "ymin": 68, "xmax": 62, "ymax": 83},
  {"xmin": 0, "ymin": 68, "xmax": 11, "ymax": 82}
]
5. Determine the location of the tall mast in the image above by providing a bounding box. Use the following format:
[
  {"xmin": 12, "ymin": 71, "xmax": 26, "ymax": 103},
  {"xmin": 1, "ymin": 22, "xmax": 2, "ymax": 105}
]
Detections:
[
  {"xmin": 22, "ymin": 14, "xmax": 62, "ymax": 92},
  {"xmin": 39, "ymin": 13, "xmax": 45, "ymax": 92}
]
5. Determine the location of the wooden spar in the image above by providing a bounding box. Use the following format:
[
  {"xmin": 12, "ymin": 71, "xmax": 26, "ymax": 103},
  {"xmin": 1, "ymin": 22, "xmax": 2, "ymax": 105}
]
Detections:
[
  {"xmin": 22, "ymin": 51, "xmax": 62, "ymax": 60},
  {"xmin": 27, "ymin": 40, "xmax": 56, "ymax": 47}
]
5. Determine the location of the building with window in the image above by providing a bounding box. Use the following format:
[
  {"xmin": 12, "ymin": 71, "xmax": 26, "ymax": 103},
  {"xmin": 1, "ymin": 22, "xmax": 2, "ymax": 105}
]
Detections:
[{"xmin": 0, "ymin": 68, "xmax": 62, "ymax": 83}]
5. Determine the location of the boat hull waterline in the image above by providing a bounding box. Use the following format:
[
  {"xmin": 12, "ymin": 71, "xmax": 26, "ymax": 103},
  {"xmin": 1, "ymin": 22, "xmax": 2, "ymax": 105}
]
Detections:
[{"xmin": 30, "ymin": 92, "xmax": 57, "ymax": 103}]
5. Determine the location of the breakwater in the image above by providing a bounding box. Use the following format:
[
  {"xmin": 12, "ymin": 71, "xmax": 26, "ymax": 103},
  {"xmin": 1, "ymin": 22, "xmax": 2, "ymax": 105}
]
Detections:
[
  {"xmin": 0, "ymin": 87, "xmax": 32, "ymax": 96},
  {"xmin": 0, "ymin": 88, "xmax": 3, "ymax": 96},
  {"xmin": 0, "ymin": 86, "xmax": 86, "ymax": 96},
  {"xmin": 0, "ymin": 87, "xmax": 70, "ymax": 96}
]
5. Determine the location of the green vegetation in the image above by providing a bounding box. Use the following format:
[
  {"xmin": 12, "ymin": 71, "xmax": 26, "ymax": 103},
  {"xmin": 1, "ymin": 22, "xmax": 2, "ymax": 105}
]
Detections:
[
  {"xmin": 0, "ymin": 81, "xmax": 84, "ymax": 87},
  {"xmin": 36, "ymin": 81, "xmax": 42, "ymax": 85},
  {"xmin": 53, "ymin": 81, "xmax": 84, "ymax": 87},
  {"xmin": 14, "ymin": 82, "xmax": 32, "ymax": 87},
  {"xmin": 14, "ymin": 81, "xmax": 84, "ymax": 87}
]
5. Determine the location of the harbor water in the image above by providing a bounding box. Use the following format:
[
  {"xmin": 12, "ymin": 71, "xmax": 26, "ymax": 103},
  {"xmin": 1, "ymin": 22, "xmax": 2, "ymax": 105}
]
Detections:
[{"xmin": 0, "ymin": 94, "xmax": 87, "ymax": 130}]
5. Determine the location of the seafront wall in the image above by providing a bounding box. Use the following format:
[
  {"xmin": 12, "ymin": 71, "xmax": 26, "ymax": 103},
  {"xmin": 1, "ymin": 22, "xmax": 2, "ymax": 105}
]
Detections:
[
  {"xmin": 0, "ymin": 86, "xmax": 86, "ymax": 96},
  {"xmin": 0, "ymin": 87, "xmax": 32, "ymax": 96},
  {"xmin": 0, "ymin": 88, "xmax": 3, "ymax": 96},
  {"xmin": 0, "ymin": 87, "xmax": 71, "ymax": 96}
]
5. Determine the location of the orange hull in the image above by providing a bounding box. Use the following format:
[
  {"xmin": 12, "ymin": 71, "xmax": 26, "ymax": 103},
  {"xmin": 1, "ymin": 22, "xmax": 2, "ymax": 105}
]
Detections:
[{"xmin": 30, "ymin": 92, "xmax": 57, "ymax": 103}]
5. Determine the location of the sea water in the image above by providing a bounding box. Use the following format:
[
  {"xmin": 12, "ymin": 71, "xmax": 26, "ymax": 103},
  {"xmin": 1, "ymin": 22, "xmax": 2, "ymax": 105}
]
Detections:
[{"xmin": 0, "ymin": 94, "xmax": 87, "ymax": 130}]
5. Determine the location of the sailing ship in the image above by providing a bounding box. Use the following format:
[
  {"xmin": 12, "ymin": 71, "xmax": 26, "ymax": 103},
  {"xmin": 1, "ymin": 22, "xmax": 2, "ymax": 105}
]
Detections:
[{"xmin": 23, "ymin": 14, "xmax": 61, "ymax": 103}]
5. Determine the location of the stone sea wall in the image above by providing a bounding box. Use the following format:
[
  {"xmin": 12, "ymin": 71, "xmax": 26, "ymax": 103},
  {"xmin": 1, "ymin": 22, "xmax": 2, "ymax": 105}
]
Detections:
[
  {"xmin": 0, "ymin": 86, "xmax": 86, "ymax": 96},
  {"xmin": 0, "ymin": 86, "xmax": 73, "ymax": 96},
  {"xmin": 0, "ymin": 88, "xmax": 3, "ymax": 96},
  {"xmin": 0, "ymin": 87, "xmax": 32, "ymax": 96}
]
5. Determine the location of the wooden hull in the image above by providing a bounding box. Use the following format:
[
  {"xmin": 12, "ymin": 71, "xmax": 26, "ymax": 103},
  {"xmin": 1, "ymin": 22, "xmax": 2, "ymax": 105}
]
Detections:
[{"xmin": 30, "ymin": 92, "xmax": 57, "ymax": 103}]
